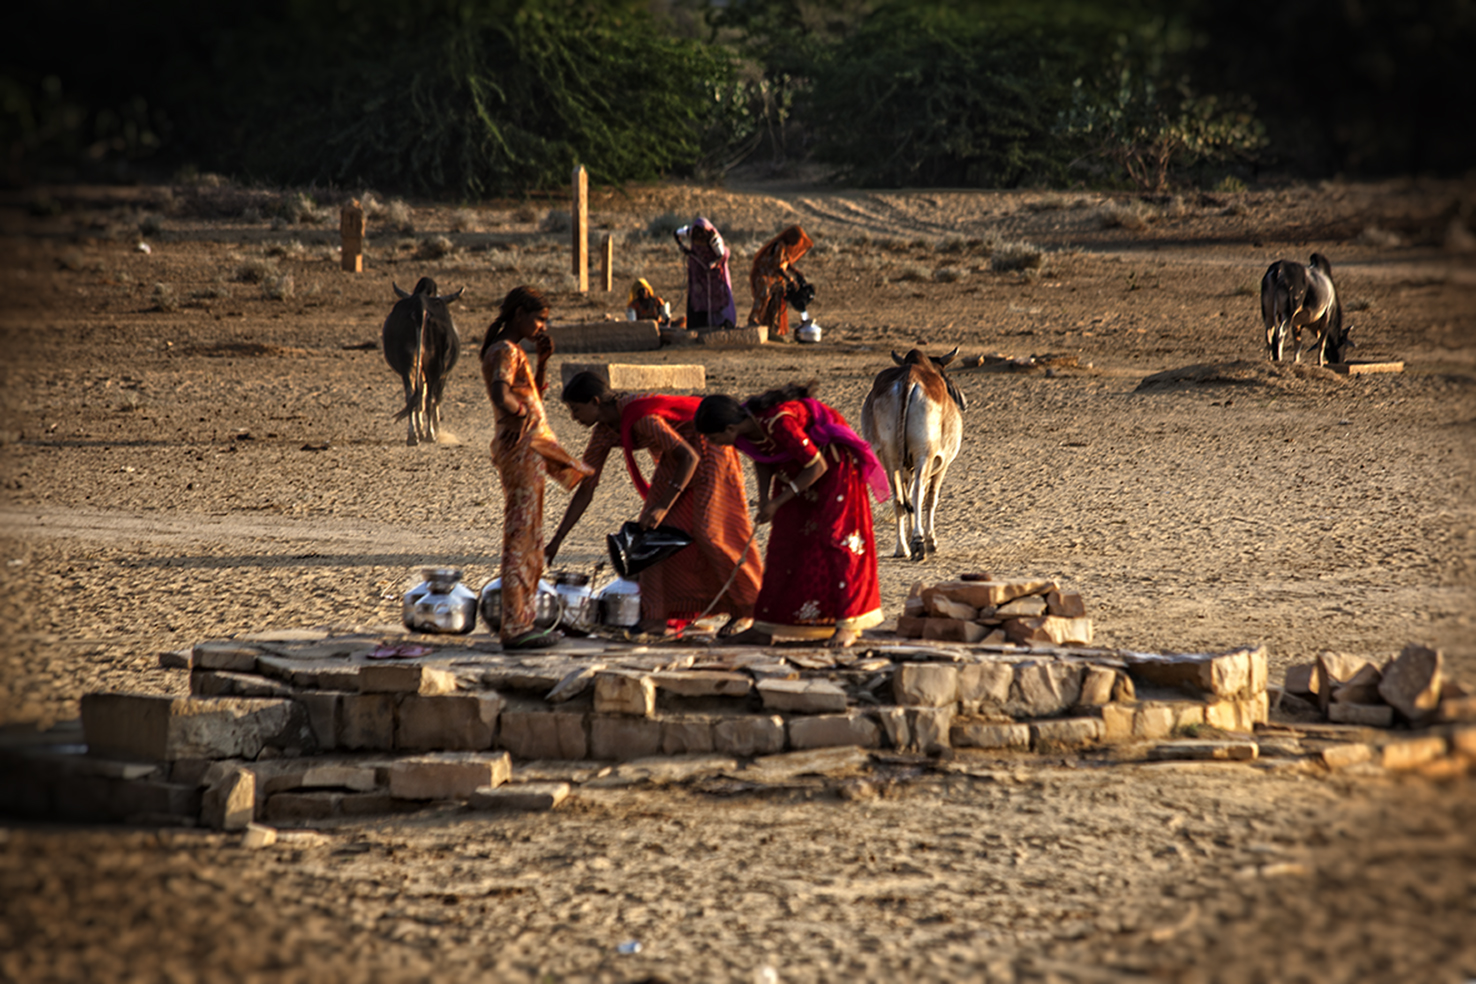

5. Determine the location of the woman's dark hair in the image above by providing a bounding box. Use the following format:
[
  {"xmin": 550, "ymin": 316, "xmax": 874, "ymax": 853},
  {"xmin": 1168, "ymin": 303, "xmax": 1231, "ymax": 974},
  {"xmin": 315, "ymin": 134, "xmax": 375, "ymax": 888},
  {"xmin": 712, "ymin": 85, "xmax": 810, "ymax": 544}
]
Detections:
[
  {"xmin": 744, "ymin": 379, "xmax": 816, "ymax": 414},
  {"xmin": 561, "ymin": 371, "xmax": 615, "ymax": 406},
  {"xmin": 480, "ymin": 284, "xmax": 549, "ymax": 359},
  {"xmin": 695, "ymin": 395, "xmax": 745, "ymax": 435}
]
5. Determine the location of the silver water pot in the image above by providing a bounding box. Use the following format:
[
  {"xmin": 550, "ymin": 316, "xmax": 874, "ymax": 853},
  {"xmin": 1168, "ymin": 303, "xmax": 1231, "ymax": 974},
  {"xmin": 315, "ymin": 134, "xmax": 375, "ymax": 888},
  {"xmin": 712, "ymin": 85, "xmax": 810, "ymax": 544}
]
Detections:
[
  {"xmin": 402, "ymin": 567, "xmax": 478, "ymax": 634},
  {"xmin": 597, "ymin": 577, "xmax": 642, "ymax": 628},
  {"xmin": 479, "ymin": 577, "xmax": 561, "ymax": 633},
  {"xmin": 551, "ymin": 571, "xmax": 598, "ymax": 636}
]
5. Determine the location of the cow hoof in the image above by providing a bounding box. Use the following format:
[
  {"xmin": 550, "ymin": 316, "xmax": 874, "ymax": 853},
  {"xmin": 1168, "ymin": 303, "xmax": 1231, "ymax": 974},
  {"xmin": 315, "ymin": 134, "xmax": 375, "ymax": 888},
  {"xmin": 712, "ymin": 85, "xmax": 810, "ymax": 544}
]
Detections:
[{"xmin": 909, "ymin": 536, "xmax": 927, "ymax": 561}]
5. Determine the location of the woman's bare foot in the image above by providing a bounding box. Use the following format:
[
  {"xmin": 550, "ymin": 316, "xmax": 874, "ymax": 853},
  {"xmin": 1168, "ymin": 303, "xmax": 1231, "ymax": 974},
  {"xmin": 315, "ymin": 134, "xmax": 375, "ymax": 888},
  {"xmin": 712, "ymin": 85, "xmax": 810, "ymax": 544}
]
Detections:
[
  {"xmin": 716, "ymin": 627, "xmax": 772, "ymax": 647},
  {"xmin": 826, "ymin": 627, "xmax": 860, "ymax": 649},
  {"xmin": 717, "ymin": 616, "xmax": 753, "ymax": 639}
]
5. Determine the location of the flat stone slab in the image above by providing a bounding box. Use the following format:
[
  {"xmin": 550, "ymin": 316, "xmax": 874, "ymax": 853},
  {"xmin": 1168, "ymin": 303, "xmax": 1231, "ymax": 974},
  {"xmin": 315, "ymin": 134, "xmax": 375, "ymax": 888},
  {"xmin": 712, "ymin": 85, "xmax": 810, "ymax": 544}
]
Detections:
[
  {"xmin": 756, "ymin": 679, "xmax": 848, "ymax": 714},
  {"xmin": 560, "ymin": 362, "xmax": 705, "ymax": 391},
  {"xmin": 469, "ymin": 782, "xmax": 571, "ymax": 812},
  {"xmin": 742, "ymin": 746, "xmax": 870, "ymax": 780},
  {"xmin": 1147, "ymin": 741, "xmax": 1259, "ymax": 762}
]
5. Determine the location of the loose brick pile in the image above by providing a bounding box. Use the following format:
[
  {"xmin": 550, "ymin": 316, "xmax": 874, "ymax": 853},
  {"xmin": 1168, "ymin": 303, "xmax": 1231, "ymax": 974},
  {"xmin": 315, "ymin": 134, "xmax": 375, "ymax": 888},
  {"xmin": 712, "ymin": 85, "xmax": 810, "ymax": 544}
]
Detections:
[
  {"xmin": 1281, "ymin": 642, "xmax": 1474, "ymax": 729},
  {"xmin": 895, "ymin": 576, "xmax": 1093, "ymax": 646}
]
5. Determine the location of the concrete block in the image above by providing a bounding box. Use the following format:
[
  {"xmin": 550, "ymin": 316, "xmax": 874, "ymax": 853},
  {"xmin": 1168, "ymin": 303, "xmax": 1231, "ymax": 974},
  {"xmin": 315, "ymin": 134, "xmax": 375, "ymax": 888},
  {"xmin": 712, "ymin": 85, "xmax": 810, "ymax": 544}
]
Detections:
[
  {"xmin": 996, "ymin": 596, "xmax": 1048, "ymax": 618},
  {"xmin": 1101, "ymin": 703, "xmax": 1135, "ymax": 741},
  {"xmin": 202, "ymin": 767, "xmax": 256, "ymax": 830},
  {"xmin": 660, "ymin": 716, "xmax": 716, "ymax": 755},
  {"xmin": 338, "ymin": 694, "xmax": 397, "ymax": 751},
  {"xmin": 359, "ymin": 664, "xmax": 458, "ymax": 696},
  {"xmin": 757, "ymin": 679, "xmax": 848, "ymax": 714},
  {"xmin": 589, "ymin": 714, "xmax": 663, "ymax": 761},
  {"xmin": 81, "ymin": 694, "xmax": 307, "ymax": 762},
  {"xmin": 907, "ymin": 707, "xmax": 955, "ymax": 754},
  {"xmin": 788, "ymin": 712, "xmax": 881, "ymax": 750},
  {"xmin": 650, "ymin": 670, "xmax": 751, "ymax": 698},
  {"xmin": 929, "ymin": 579, "xmax": 1056, "ymax": 608},
  {"xmin": 951, "ymin": 721, "xmax": 1030, "ymax": 749},
  {"xmin": 594, "ymin": 672, "xmax": 657, "ymax": 717},
  {"xmin": 879, "ymin": 707, "xmax": 910, "ymax": 750},
  {"xmin": 388, "ymin": 751, "xmax": 511, "ymax": 799},
  {"xmin": 192, "ymin": 640, "xmax": 261, "ymax": 672},
  {"xmin": 1327, "ymin": 702, "xmax": 1394, "ymax": 727},
  {"xmin": 1133, "ymin": 705, "xmax": 1176, "ymax": 740},
  {"xmin": 469, "ymin": 782, "xmax": 571, "ymax": 812},
  {"xmin": 713, "ymin": 715, "xmax": 786, "ymax": 757},
  {"xmin": 959, "ymin": 662, "xmax": 1013, "ymax": 704},
  {"xmin": 1379, "ymin": 736, "xmax": 1447, "ymax": 771},
  {"xmin": 1030, "ymin": 717, "xmax": 1103, "ymax": 748},
  {"xmin": 498, "ymin": 710, "xmax": 588, "ymax": 760},
  {"xmin": 1321, "ymin": 743, "xmax": 1373, "ymax": 769},
  {"xmin": 1077, "ymin": 665, "xmax": 1117, "ymax": 707},
  {"xmin": 923, "ymin": 618, "xmax": 987, "ymax": 644},
  {"xmin": 699, "ymin": 324, "xmax": 767, "ymax": 348},
  {"xmin": 532, "ymin": 320, "xmax": 661, "ymax": 354},
  {"xmin": 1148, "ymin": 741, "xmax": 1258, "ymax": 762},
  {"xmin": 1378, "ymin": 643, "xmax": 1444, "ymax": 723},
  {"xmin": 395, "ymin": 694, "xmax": 501, "ymax": 751},
  {"xmin": 892, "ymin": 663, "xmax": 959, "ymax": 707},
  {"xmin": 560, "ymin": 361, "xmax": 705, "ymax": 392},
  {"xmin": 1045, "ymin": 590, "xmax": 1086, "ymax": 618},
  {"xmin": 1008, "ymin": 661, "xmax": 1083, "ymax": 717}
]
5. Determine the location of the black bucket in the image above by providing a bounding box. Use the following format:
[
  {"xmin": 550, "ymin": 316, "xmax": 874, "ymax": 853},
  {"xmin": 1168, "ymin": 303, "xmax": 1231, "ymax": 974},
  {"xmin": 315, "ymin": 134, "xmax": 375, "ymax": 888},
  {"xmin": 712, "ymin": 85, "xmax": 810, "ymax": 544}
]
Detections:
[{"xmin": 606, "ymin": 521, "xmax": 693, "ymax": 579}]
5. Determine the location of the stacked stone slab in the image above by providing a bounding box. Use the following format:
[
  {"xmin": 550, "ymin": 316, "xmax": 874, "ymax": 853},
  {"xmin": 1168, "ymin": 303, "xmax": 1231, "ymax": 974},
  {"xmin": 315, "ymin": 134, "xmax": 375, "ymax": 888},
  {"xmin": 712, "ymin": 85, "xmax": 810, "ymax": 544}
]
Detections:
[
  {"xmin": 1281, "ymin": 644, "xmax": 1472, "ymax": 729},
  {"xmin": 895, "ymin": 578, "xmax": 1094, "ymax": 646}
]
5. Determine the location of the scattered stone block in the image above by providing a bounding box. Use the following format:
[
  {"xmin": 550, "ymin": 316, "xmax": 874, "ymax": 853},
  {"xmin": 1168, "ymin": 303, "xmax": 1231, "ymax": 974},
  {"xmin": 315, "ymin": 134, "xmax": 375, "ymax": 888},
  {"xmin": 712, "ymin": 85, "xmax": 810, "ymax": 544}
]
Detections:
[
  {"xmin": 1327, "ymin": 702, "xmax": 1394, "ymax": 727},
  {"xmin": 300, "ymin": 765, "xmax": 377, "ymax": 792},
  {"xmin": 159, "ymin": 648, "xmax": 194, "ymax": 670},
  {"xmin": 1284, "ymin": 663, "xmax": 1316, "ymax": 697},
  {"xmin": 902, "ymin": 596, "xmax": 925, "ymax": 619},
  {"xmin": 497, "ymin": 710, "xmax": 588, "ymax": 760},
  {"xmin": 589, "ymin": 714, "xmax": 663, "ymax": 761},
  {"xmin": 1198, "ymin": 647, "xmax": 1262, "ymax": 698},
  {"xmin": 1100, "ymin": 704, "xmax": 1135, "ymax": 741},
  {"xmin": 699, "ymin": 324, "xmax": 767, "ymax": 348},
  {"xmin": 81, "ymin": 694, "xmax": 308, "ymax": 762},
  {"xmin": 959, "ymin": 662, "xmax": 1013, "ymax": 705},
  {"xmin": 191, "ymin": 669, "xmax": 296, "ymax": 699},
  {"xmin": 650, "ymin": 670, "xmax": 751, "ymax": 698},
  {"xmin": 1133, "ymin": 705, "xmax": 1175, "ymax": 740},
  {"xmin": 1005, "ymin": 616, "xmax": 1093, "ymax": 646},
  {"xmin": 469, "ymin": 782, "xmax": 571, "ymax": 812},
  {"xmin": 265, "ymin": 791, "xmax": 341, "ymax": 822},
  {"xmin": 359, "ymin": 664, "xmax": 458, "ymax": 696},
  {"xmin": 1379, "ymin": 736, "xmax": 1447, "ymax": 771},
  {"xmin": 923, "ymin": 593, "xmax": 978, "ymax": 621},
  {"xmin": 996, "ymin": 596, "xmax": 1047, "ymax": 618},
  {"xmin": 1009, "ymin": 661, "xmax": 1083, "ymax": 717},
  {"xmin": 879, "ymin": 707, "xmax": 910, "ymax": 750},
  {"xmin": 1378, "ymin": 643, "xmax": 1444, "ymax": 723},
  {"xmin": 1045, "ymin": 590, "xmax": 1086, "ymax": 618},
  {"xmin": 757, "ymin": 679, "xmax": 848, "ymax": 714},
  {"xmin": 893, "ymin": 663, "xmax": 959, "ymax": 707},
  {"xmin": 338, "ymin": 792, "xmax": 402, "ymax": 816},
  {"xmin": 659, "ymin": 716, "xmax": 715, "ymax": 755},
  {"xmin": 744, "ymin": 745, "xmax": 868, "ymax": 779},
  {"xmin": 951, "ymin": 721, "xmax": 1030, "ymax": 749},
  {"xmin": 929, "ymin": 579, "xmax": 1057, "ymax": 608},
  {"xmin": 241, "ymin": 823, "xmax": 277, "ymax": 849},
  {"xmin": 395, "ymin": 694, "xmax": 501, "ymax": 750},
  {"xmin": 594, "ymin": 672, "xmax": 657, "ymax": 717},
  {"xmin": 1077, "ymin": 666, "xmax": 1117, "ymax": 707},
  {"xmin": 1320, "ymin": 742, "xmax": 1373, "ymax": 770},
  {"xmin": 895, "ymin": 616, "xmax": 928, "ymax": 638},
  {"xmin": 713, "ymin": 715, "xmax": 786, "ymax": 757},
  {"xmin": 536, "ymin": 320, "xmax": 661, "ymax": 353},
  {"xmin": 1148, "ymin": 741, "xmax": 1258, "ymax": 762},
  {"xmin": 193, "ymin": 641, "xmax": 261, "ymax": 672},
  {"xmin": 1450, "ymin": 727, "xmax": 1476, "ymax": 759},
  {"xmin": 922, "ymin": 618, "xmax": 987, "ymax": 644},
  {"xmin": 980, "ymin": 629, "xmax": 1008, "ymax": 645},
  {"xmin": 388, "ymin": 751, "xmax": 511, "ymax": 799},
  {"xmin": 202, "ymin": 767, "xmax": 256, "ymax": 830},
  {"xmin": 296, "ymin": 692, "xmax": 342, "ymax": 751},
  {"xmin": 1172, "ymin": 703, "xmax": 1206, "ymax": 730},
  {"xmin": 559, "ymin": 362, "xmax": 705, "ymax": 392},
  {"xmin": 1031, "ymin": 717, "xmax": 1103, "ymax": 748},
  {"xmin": 1315, "ymin": 652, "xmax": 1375, "ymax": 712},
  {"xmin": 1437, "ymin": 696, "xmax": 1476, "ymax": 722},
  {"xmin": 338, "ymin": 694, "xmax": 396, "ymax": 751},
  {"xmin": 907, "ymin": 706, "xmax": 954, "ymax": 754},
  {"xmin": 789, "ymin": 712, "xmax": 881, "ymax": 750}
]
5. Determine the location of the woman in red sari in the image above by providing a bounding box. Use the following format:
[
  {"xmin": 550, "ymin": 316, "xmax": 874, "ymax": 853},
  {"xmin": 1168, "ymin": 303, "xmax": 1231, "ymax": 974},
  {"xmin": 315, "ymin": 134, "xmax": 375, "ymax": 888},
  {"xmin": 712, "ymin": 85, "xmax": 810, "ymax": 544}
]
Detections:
[
  {"xmin": 546, "ymin": 372, "xmax": 762, "ymax": 636},
  {"xmin": 695, "ymin": 382, "xmax": 887, "ymax": 648},
  {"xmin": 481, "ymin": 286, "xmax": 595, "ymax": 650}
]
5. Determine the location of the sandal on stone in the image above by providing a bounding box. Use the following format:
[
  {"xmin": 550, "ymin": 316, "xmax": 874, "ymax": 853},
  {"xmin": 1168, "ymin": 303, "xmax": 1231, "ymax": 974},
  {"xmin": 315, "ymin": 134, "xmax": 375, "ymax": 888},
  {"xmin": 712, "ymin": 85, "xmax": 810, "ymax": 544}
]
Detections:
[
  {"xmin": 717, "ymin": 616, "xmax": 753, "ymax": 639},
  {"xmin": 503, "ymin": 629, "xmax": 563, "ymax": 651}
]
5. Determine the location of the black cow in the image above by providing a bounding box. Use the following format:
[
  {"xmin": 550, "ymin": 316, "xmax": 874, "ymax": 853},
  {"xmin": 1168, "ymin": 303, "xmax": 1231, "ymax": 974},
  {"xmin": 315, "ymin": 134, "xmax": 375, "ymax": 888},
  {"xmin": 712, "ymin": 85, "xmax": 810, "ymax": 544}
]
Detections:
[
  {"xmin": 1260, "ymin": 253, "xmax": 1352, "ymax": 366},
  {"xmin": 382, "ymin": 277, "xmax": 464, "ymax": 445}
]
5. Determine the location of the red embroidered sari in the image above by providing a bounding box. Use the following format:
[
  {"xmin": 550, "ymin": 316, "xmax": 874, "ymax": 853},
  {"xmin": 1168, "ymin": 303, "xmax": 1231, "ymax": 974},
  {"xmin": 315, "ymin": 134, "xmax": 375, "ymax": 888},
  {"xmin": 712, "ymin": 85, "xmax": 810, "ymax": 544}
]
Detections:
[{"xmin": 744, "ymin": 400, "xmax": 882, "ymax": 639}]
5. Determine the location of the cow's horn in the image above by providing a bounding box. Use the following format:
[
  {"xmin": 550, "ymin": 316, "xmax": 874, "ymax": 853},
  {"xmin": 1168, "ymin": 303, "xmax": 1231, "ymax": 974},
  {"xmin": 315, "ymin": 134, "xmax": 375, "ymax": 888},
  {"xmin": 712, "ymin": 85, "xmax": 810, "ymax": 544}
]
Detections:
[
  {"xmin": 437, "ymin": 286, "xmax": 465, "ymax": 303},
  {"xmin": 392, "ymin": 282, "xmax": 411, "ymax": 299},
  {"xmin": 891, "ymin": 350, "xmax": 905, "ymax": 366},
  {"xmin": 940, "ymin": 345, "xmax": 960, "ymax": 365}
]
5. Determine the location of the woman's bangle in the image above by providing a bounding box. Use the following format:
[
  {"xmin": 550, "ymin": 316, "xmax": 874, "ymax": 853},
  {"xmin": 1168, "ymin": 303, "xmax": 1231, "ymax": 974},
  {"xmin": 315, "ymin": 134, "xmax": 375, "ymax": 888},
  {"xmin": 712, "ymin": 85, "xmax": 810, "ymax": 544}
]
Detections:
[{"xmin": 788, "ymin": 480, "xmax": 802, "ymax": 496}]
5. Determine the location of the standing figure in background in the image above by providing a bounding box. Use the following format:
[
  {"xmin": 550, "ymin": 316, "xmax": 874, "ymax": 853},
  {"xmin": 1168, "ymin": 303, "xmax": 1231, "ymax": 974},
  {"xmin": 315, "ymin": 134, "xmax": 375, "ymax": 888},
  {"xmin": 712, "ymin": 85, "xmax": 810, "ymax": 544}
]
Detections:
[
  {"xmin": 481, "ymin": 285, "xmax": 595, "ymax": 650},
  {"xmin": 674, "ymin": 217, "xmax": 737, "ymax": 330},
  {"xmin": 748, "ymin": 224, "xmax": 813, "ymax": 339},
  {"xmin": 696, "ymin": 382, "xmax": 888, "ymax": 648},
  {"xmin": 547, "ymin": 373, "xmax": 762, "ymax": 636}
]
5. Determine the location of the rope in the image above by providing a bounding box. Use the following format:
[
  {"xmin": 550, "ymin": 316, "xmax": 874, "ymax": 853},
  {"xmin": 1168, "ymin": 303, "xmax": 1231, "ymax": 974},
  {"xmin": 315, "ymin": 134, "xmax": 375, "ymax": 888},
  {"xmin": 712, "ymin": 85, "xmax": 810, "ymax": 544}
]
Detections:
[{"xmin": 694, "ymin": 527, "xmax": 759, "ymax": 623}]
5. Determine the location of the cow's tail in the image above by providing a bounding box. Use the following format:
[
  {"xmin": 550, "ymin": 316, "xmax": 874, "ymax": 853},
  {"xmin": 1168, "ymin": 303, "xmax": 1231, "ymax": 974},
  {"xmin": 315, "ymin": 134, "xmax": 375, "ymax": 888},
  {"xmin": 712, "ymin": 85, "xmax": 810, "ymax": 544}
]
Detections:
[
  {"xmin": 897, "ymin": 379, "xmax": 917, "ymax": 514},
  {"xmin": 393, "ymin": 304, "xmax": 429, "ymax": 423}
]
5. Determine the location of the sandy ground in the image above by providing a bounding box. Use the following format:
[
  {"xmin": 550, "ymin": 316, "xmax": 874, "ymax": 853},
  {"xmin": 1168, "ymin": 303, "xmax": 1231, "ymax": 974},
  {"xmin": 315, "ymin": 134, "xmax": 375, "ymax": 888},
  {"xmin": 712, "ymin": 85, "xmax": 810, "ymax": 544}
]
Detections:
[{"xmin": 1, "ymin": 177, "xmax": 1474, "ymax": 981}]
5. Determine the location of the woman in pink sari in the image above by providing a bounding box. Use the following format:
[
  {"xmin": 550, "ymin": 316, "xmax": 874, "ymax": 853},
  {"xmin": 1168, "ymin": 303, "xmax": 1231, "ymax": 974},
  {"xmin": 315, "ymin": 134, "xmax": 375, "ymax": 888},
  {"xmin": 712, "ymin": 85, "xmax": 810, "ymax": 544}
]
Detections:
[{"xmin": 674, "ymin": 216, "xmax": 737, "ymax": 330}]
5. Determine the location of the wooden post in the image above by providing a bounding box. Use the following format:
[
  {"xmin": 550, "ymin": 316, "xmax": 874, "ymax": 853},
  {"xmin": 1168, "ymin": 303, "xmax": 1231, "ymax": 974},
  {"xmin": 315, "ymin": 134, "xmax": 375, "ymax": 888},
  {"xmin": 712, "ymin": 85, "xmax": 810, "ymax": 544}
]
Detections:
[
  {"xmin": 340, "ymin": 199, "xmax": 365, "ymax": 273},
  {"xmin": 600, "ymin": 233, "xmax": 613, "ymax": 293},
  {"xmin": 571, "ymin": 165, "xmax": 588, "ymax": 293}
]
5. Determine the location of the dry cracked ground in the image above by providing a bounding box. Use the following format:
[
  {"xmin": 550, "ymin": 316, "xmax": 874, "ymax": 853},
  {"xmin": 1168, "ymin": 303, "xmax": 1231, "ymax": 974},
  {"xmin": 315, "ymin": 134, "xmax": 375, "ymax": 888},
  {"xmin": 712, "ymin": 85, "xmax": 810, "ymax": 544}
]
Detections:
[{"xmin": 0, "ymin": 176, "xmax": 1473, "ymax": 981}]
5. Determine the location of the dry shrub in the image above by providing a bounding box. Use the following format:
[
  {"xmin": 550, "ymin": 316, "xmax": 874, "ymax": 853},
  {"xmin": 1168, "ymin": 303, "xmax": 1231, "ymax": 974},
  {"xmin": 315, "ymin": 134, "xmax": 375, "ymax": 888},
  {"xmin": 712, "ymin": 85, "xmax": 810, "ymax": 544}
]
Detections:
[
  {"xmin": 513, "ymin": 204, "xmax": 539, "ymax": 224},
  {"xmin": 938, "ymin": 234, "xmax": 968, "ymax": 253},
  {"xmin": 191, "ymin": 285, "xmax": 232, "ymax": 301},
  {"xmin": 374, "ymin": 199, "xmax": 414, "ymax": 234},
  {"xmin": 280, "ymin": 192, "xmax": 329, "ymax": 225},
  {"xmin": 262, "ymin": 274, "xmax": 294, "ymax": 301},
  {"xmin": 1163, "ymin": 195, "xmax": 1187, "ymax": 219},
  {"xmin": 990, "ymin": 240, "xmax": 1045, "ymax": 272},
  {"xmin": 1024, "ymin": 194, "xmax": 1069, "ymax": 212},
  {"xmin": 1099, "ymin": 201, "xmax": 1153, "ymax": 231},
  {"xmin": 540, "ymin": 208, "xmax": 572, "ymax": 234},
  {"xmin": 150, "ymin": 283, "xmax": 179, "ymax": 312},
  {"xmin": 233, "ymin": 257, "xmax": 279, "ymax": 283},
  {"xmin": 138, "ymin": 214, "xmax": 163, "ymax": 236},
  {"xmin": 265, "ymin": 240, "xmax": 308, "ymax": 261},
  {"xmin": 646, "ymin": 211, "xmax": 683, "ymax": 239},
  {"xmin": 416, "ymin": 235, "xmax": 455, "ymax": 260},
  {"xmin": 891, "ymin": 262, "xmax": 931, "ymax": 282},
  {"xmin": 450, "ymin": 209, "xmax": 478, "ymax": 233},
  {"xmin": 933, "ymin": 266, "xmax": 968, "ymax": 283}
]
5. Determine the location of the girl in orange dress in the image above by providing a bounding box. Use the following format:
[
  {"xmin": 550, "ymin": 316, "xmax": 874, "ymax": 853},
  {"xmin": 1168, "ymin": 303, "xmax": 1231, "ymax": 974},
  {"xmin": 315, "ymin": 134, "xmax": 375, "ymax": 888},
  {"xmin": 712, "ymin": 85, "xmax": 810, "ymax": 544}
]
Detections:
[
  {"xmin": 480, "ymin": 286, "xmax": 594, "ymax": 649},
  {"xmin": 546, "ymin": 372, "xmax": 762, "ymax": 636}
]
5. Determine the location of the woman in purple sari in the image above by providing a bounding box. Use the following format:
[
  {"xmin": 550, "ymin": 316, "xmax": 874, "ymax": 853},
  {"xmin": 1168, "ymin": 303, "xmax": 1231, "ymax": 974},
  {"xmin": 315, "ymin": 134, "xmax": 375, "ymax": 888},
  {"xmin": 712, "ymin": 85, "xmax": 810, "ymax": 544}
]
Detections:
[{"xmin": 674, "ymin": 216, "xmax": 737, "ymax": 330}]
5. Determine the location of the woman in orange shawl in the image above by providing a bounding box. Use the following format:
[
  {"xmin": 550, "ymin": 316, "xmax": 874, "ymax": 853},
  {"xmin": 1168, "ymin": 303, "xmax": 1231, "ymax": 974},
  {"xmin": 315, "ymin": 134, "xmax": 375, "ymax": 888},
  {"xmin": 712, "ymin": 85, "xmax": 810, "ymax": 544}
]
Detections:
[
  {"xmin": 747, "ymin": 224, "xmax": 813, "ymax": 338},
  {"xmin": 546, "ymin": 372, "xmax": 762, "ymax": 636},
  {"xmin": 481, "ymin": 286, "xmax": 595, "ymax": 649}
]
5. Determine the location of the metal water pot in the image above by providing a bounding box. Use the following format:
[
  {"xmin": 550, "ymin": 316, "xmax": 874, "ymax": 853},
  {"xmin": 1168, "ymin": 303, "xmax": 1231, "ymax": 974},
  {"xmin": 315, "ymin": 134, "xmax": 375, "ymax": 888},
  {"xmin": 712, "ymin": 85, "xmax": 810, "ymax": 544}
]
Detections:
[
  {"xmin": 597, "ymin": 577, "xmax": 642, "ymax": 628},
  {"xmin": 796, "ymin": 315, "xmax": 822, "ymax": 344},
  {"xmin": 551, "ymin": 571, "xmax": 598, "ymax": 636},
  {"xmin": 402, "ymin": 567, "xmax": 478, "ymax": 634},
  {"xmin": 478, "ymin": 577, "xmax": 561, "ymax": 633}
]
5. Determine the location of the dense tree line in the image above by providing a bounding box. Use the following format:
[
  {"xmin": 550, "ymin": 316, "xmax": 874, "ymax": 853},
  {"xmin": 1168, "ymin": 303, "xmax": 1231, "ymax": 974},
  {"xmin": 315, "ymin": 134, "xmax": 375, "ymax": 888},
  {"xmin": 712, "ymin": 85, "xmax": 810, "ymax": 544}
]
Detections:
[{"xmin": 1, "ymin": 0, "xmax": 1470, "ymax": 195}]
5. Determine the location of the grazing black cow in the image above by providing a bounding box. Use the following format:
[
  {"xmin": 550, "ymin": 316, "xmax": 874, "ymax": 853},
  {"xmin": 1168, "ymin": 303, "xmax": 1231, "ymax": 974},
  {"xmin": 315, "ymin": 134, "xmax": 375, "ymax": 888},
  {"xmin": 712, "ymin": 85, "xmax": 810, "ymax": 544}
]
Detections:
[
  {"xmin": 1261, "ymin": 253, "xmax": 1352, "ymax": 366},
  {"xmin": 382, "ymin": 277, "xmax": 464, "ymax": 445}
]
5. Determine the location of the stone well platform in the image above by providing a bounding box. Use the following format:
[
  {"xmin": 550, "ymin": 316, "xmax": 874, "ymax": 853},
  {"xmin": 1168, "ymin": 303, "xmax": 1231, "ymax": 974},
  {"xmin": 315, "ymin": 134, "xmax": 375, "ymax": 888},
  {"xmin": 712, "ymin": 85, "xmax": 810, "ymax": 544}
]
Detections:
[{"xmin": 4, "ymin": 630, "xmax": 1472, "ymax": 830}]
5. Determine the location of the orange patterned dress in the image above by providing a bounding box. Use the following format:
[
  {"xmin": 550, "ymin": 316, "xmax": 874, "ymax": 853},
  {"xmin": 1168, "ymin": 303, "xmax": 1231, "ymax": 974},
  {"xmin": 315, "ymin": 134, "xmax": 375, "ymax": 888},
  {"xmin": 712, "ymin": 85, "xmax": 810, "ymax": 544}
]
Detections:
[
  {"xmin": 482, "ymin": 340, "xmax": 593, "ymax": 641},
  {"xmin": 580, "ymin": 394, "xmax": 762, "ymax": 623},
  {"xmin": 747, "ymin": 225, "xmax": 813, "ymax": 337}
]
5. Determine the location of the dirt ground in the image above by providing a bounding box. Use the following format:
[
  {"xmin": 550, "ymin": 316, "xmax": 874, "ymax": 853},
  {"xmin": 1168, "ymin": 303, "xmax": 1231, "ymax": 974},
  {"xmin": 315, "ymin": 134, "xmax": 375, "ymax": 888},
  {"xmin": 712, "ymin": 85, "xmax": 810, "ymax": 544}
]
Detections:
[{"xmin": 1, "ymin": 176, "xmax": 1474, "ymax": 981}]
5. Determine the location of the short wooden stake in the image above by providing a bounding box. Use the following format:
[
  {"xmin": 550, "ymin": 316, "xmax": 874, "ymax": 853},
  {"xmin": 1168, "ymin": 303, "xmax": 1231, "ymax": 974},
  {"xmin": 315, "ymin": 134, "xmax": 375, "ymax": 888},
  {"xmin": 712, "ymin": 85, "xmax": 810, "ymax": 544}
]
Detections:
[
  {"xmin": 340, "ymin": 200, "xmax": 365, "ymax": 273},
  {"xmin": 571, "ymin": 165, "xmax": 588, "ymax": 293},
  {"xmin": 600, "ymin": 233, "xmax": 613, "ymax": 292}
]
